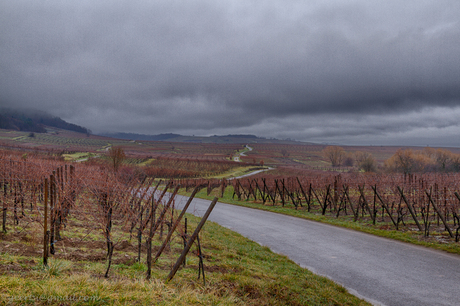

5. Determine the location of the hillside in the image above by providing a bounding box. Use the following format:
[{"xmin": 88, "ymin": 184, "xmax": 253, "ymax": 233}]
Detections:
[{"xmin": 0, "ymin": 108, "xmax": 90, "ymax": 134}]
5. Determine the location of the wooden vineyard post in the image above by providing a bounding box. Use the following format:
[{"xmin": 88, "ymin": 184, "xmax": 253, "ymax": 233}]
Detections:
[
  {"xmin": 254, "ymin": 180, "xmax": 266, "ymax": 205},
  {"xmin": 220, "ymin": 179, "xmax": 226, "ymax": 198},
  {"xmin": 43, "ymin": 178, "xmax": 49, "ymax": 267},
  {"xmin": 166, "ymin": 197, "xmax": 218, "ymax": 282},
  {"xmin": 207, "ymin": 180, "xmax": 212, "ymax": 196},
  {"xmin": 137, "ymin": 182, "xmax": 160, "ymax": 263},
  {"xmin": 426, "ymin": 190, "xmax": 453, "ymax": 238},
  {"xmin": 153, "ymin": 185, "xmax": 202, "ymax": 263},
  {"xmin": 454, "ymin": 192, "xmax": 460, "ymax": 241},
  {"xmin": 343, "ymin": 185, "xmax": 356, "ymax": 219},
  {"xmin": 245, "ymin": 179, "xmax": 253, "ymax": 201},
  {"xmin": 397, "ymin": 186, "xmax": 423, "ymax": 232},
  {"xmin": 55, "ymin": 167, "xmax": 63, "ymax": 241},
  {"xmin": 282, "ymin": 179, "xmax": 299, "ymax": 209},
  {"xmin": 333, "ymin": 177, "xmax": 338, "ymax": 211},
  {"xmin": 146, "ymin": 184, "xmax": 180, "ymax": 280},
  {"xmin": 183, "ymin": 217, "xmax": 188, "ymax": 267},
  {"xmin": 274, "ymin": 180, "xmax": 284, "ymax": 206},
  {"xmin": 373, "ymin": 185, "xmax": 378, "ymax": 225},
  {"xmin": 237, "ymin": 180, "xmax": 249, "ymax": 201},
  {"xmin": 297, "ymin": 178, "xmax": 310, "ymax": 211},
  {"xmin": 358, "ymin": 185, "xmax": 375, "ymax": 223},
  {"xmin": 262, "ymin": 178, "xmax": 275, "ymax": 205},
  {"xmin": 310, "ymin": 186, "xmax": 322, "ymax": 212},
  {"xmin": 2, "ymin": 177, "xmax": 6, "ymax": 233},
  {"xmin": 135, "ymin": 177, "xmax": 156, "ymax": 261},
  {"xmin": 281, "ymin": 179, "xmax": 286, "ymax": 206},
  {"xmin": 232, "ymin": 180, "xmax": 241, "ymax": 200},
  {"xmin": 335, "ymin": 189, "xmax": 348, "ymax": 218},
  {"xmin": 196, "ymin": 233, "xmax": 205, "ymax": 285},
  {"xmin": 454, "ymin": 192, "xmax": 460, "ymax": 205},
  {"xmin": 322, "ymin": 185, "xmax": 331, "ymax": 215},
  {"xmin": 49, "ymin": 173, "xmax": 55, "ymax": 255},
  {"xmin": 372, "ymin": 186, "xmax": 397, "ymax": 227}
]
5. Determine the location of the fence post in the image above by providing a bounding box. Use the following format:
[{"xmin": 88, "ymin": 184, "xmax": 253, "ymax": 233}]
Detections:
[
  {"xmin": 43, "ymin": 178, "xmax": 49, "ymax": 267},
  {"xmin": 358, "ymin": 185, "xmax": 374, "ymax": 223},
  {"xmin": 166, "ymin": 197, "xmax": 218, "ymax": 282},
  {"xmin": 426, "ymin": 190, "xmax": 453, "ymax": 238},
  {"xmin": 50, "ymin": 173, "xmax": 55, "ymax": 255},
  {"xmin": 372, "ymin": 186, "xmax": 397, "ymax": 227},
  {"xmin": 2, "ymin": 177, "xmax": 6, "ymax": 233},
  {"xmin": 397, "ymin": 186, "xmax": 423, "ymax": 232},
  {"xmin": 153, "ymin": 185, "xmax": 202, "ymax": 263},
  {"xmin": 146, "ymin": 184, "xmax": 180, "ymax": 280}
]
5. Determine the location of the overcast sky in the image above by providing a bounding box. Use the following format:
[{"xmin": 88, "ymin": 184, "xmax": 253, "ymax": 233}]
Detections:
[{"xmin": 1, "ymin": 1, "xmax": 460, "ymax": 146}]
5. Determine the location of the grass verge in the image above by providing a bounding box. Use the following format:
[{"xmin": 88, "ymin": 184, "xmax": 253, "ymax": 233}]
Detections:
[{"xmin": 0, "ymin": 213, "xmax": 369, "ymax": 305}]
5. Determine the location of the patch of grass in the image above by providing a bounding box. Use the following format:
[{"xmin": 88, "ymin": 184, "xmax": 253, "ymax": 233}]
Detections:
[
  {"xmin": 210, "ymin": 166, "xmax": 268, "ymax": 179},
  {"xmin": 44, "ymin": 259, "xmax": 73, "ymax": 276},
  {"xmin": 0, "ymin": 213, "xmax": 369, "ymax": 305},
  {"xmin": 138, "ymin": 158, "xmax": 155, "ymax": 166},
  {"xmin": 62, "ymin": 152, "xmax": 91, "ymax": 161}
]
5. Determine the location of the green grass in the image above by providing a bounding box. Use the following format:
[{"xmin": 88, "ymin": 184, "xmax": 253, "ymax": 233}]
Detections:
[
  {"xmin": 184, "ymin": 186, "xmax": 460, "ymax": 255},
  {"xmin": 209, "ymin": 166, "xmax": 269, "ymax": 179},
  {"xmin": 62, "ymin": 152, "xmax": 92, "ymax": 161},
  {"xmin": 0, "ymin": 212, "xmax": 369, "ymax": 305}
]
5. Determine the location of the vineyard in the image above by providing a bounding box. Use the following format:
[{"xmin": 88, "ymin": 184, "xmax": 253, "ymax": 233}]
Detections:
[
  {"xmin": 250, "ymin": 173, "xmax": 459, "ymax": 241},
  {"xmin": 0, "ymin": 148, "xmax": 371, "ymax": 305},
  {"xmin": 0, "ymin": 150, "xmax": 218, "ymax": 282},
  {"xmin": 177, "ymin": 171, "xmax": 460, "ymax": 245}
]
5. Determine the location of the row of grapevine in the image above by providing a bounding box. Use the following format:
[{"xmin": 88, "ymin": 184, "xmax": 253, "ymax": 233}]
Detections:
[
  {"xmin": 228, "ymin": 173, "xmax": 460, "ymax": 241},
  {"xmin": 0, "ymin": 150, "xmax": 216, "ymax": 281}
]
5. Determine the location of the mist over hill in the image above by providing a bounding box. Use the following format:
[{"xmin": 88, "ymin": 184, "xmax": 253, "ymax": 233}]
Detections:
[{"xmin": 0, "ymin": 108, "xmax": 90, "ymax": 134}]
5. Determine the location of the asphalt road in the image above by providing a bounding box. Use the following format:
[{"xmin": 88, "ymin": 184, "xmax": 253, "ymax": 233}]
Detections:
[{"xmin": 168, "ymin": 194, "xmax": 460, "ymax": 306}]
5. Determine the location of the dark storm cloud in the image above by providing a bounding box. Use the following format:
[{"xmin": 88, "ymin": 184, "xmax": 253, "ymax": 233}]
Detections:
[{"xmin": 1, "ymin": 0, "xmax": 460, "ymax": 145}]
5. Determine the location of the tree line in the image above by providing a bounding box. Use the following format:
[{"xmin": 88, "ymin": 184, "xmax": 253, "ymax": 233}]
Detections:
[{"xmin": 322, "ymin": 146, "xmax": 460, "ymax": 174}]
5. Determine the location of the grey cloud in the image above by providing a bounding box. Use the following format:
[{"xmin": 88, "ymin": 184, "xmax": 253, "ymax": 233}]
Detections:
[{"xmin": 1, "ymin": 1, "xmax": 460, "ymax": 146}]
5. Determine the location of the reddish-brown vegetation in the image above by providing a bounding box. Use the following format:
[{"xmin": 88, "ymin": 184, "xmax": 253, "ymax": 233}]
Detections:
[
  {"xmin": 227, "ymin": 171, "xmax": 460, "ymax": 241},
  {"xmin": 0, "ymin": 148, "xmax": 207, "ymax": 279}
]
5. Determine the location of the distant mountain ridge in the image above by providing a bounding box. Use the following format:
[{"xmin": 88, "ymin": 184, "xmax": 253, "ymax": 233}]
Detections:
[
  {"xmin": 0, "ymin": 108, "xmax": 303, "ymax": 144},
  {"xmin": 0, "ymin": 108, "xmax": 90, "ymax": 134},
  {"xmin": 100, "ymin": 132, "xmax": 302, "ymax": 144},
  {"xmin": 100, "ymin": 132, "xmax": 182, "ymax": 141}
]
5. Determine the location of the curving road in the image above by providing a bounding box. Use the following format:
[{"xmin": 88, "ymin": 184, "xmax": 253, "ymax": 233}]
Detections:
[{"xmin": 168, "ymin": 194, "xmax": 460, "ymax": 306}]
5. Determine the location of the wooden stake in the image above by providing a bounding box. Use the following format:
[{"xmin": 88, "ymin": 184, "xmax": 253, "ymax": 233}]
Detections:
[
  {"xmin": 426, "ymin": 190, "xmax": 453, "ymax": 238},
  {"xmin": 43, "ymin": 178, "xmax": 49, "ymax": 267},
  {"xmin": 166, "ymin": 197, "xmax": 218, "ymax": 282},
  {"xmin": 397, "ymin": 186, "xmax": 423, "ymax": 232},
  {"xmin": 154, "ymin": 185, "xmax": 202, "ymax": 263}
]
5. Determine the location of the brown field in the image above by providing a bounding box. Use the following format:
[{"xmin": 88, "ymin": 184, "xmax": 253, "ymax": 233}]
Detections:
[{"xmin": 4, "ymin": 127, "xmax": 460, "ymax": 178}]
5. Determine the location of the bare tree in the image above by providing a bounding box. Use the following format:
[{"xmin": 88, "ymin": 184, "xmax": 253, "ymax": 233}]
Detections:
[
  {"xmin": 384, "ymin": 149, "xmax": 434, "ymax": 173},
  {"xmin": 107, "ymin": 146, "xmax": 126, "ymax": 172},
  {"xmin": 322, "ymin": 146, "xmax": 345, "ymax": 167},
  {"xmin": 355, "ymin": 151, "xmax": 377, "ymax": 172},
  {"xmin": 342, "ymin": 152, "xmax": 354, "ymax": 167},
  {"xmin": 280, "ymin": 149, "xmax": 290, "ymax": 157}
]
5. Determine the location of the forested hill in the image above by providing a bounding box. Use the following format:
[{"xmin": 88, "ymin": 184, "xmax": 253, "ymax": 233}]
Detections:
[{"xmin": 0, "ymin": 108, "xmax": 90, "ymax": 134}]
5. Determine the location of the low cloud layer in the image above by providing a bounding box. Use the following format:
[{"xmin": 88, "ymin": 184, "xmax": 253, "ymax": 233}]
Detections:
[{"xmin": 1, "ymin": 1, "xmax": 460, "ymax": 146}]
